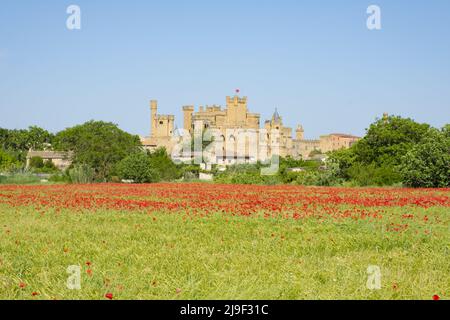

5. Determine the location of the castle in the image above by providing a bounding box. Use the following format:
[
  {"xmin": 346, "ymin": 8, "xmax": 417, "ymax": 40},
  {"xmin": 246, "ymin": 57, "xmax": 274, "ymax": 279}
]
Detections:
[{"xmin": 141, "ymin": 94, "xmax": 360, "ymax": 163}]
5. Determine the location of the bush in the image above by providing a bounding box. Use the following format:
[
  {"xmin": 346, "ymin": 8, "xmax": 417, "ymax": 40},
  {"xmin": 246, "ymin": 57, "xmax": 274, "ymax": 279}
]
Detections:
[
  {"xmin": 0, "ymin": 173, "xmax": 41, "ymax": 185},
  {"xmin": 69, "ymin": 164, "xmax": 95, "ymax": 184},
  {"xmin": 348, "ymin": 163, "xmax": 401, "ymax": 186},
  {"xmin": 48, "ymin": 173, "xmax": 70, "ymax": 183},
  {"xmin": 53, "ymin": 120, "xmax": 141, "ymax": 181},
  {"xmin": 400, "ymin": 128, "xmax": 450, "ymax": 187},
  {"xmin": 30, "ymin": 158, "xmax": 59, "ymax": 174},
  {"xmin": 148, "ymin": 148, "xmax": 181, "ymax": 181},
  {"xmin": 295, "ymin": 171, "xmax": 319, "ymax": 186},
  {"xmin": 115, "ymin": 152, "xmax": 160, "ymax": 183},
  {"xmin": 0, "ymin": 149, "xmax": 20, "ymax": 173},
  {"xmin": 231, "ymin": 172, "xmax": 265, "ymax": 185},
  {"xmin": 29, "ymin": 156, "xmax": 44, "ymax": 169}
]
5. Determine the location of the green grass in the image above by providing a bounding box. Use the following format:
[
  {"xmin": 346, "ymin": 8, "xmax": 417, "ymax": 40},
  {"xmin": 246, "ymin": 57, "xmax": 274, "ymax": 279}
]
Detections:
[
  {"xmin": 0, "ymin": 204, "xmax": 448, "ymax": 300},
  {"xmin": 0, "ymin": 173, "xmax": 42, "ymax": 185}
]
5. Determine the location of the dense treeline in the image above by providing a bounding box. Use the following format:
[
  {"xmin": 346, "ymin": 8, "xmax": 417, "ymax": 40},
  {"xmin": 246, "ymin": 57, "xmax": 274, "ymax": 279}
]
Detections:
[
  {"xmin": 328, "ymin": 117, "xmax": 449, "ymax": 187},
  {"xmin": 0, "ymin": 121, "xmax": 182, "ymax": 184},
  {"xmin": 0, "ymin": 116, "xmax": 449, "ymax": 187}
]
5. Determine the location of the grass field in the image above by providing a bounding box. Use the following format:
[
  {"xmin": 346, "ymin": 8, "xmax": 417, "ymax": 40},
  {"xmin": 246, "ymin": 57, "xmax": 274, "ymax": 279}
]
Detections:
[{"xmin": 0, "ymin": 183, "xmax": 448, "ymax": 300}]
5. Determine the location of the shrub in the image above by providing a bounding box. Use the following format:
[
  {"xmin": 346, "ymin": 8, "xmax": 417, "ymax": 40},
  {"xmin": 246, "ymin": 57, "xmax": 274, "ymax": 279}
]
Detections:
[
  {"xmin": 231, "ymin": 172, "xmax": 265, "ymax": 185},
  {"xmin": 0, "ymin": 173, "xmax": 41, "ymax": 184},
  {"xmin": 48, "ymin": 173, "xmax": 71, "ymax": 183},
  {"xmin": 115, "ymin": 152, "xmax": 160, "ymax": 183},
  {"xmin": 295, "ymin": 171, "xmax": 319, "ymax": 186},
  {"xmin": 30, "ymin": 158, "xmax": 59, "ymax": 173},
  {"xmin": 0, "ymin": 149, "xmax": 20, "ymax": 173},
  {"xmin": 29, "ymin": 156, "xmax": 44, "ymax": 169},
  {"xmin": 69, "ymin": 164, "xmax": 95, "ymax": 184},
  {"xmin": 348, "ymin": 163, "xmax": 401, "ymax": 186},
  {"xmin": 400, "ymin": 128, "xmax": 450, "ymax": 187},
  {"xmin": 148, "ymin": 148, "xmax": 181, "ymax": 181}
]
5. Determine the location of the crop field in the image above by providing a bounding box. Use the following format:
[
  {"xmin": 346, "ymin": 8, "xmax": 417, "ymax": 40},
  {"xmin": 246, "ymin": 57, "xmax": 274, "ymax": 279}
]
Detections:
[{"xmin": 0, "ymin": 183, "xmax": 449, "ymax": 300}]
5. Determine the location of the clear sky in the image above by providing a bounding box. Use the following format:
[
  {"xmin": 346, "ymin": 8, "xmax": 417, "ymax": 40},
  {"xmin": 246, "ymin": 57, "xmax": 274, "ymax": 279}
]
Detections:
[{"xmin": 1, "ymin": 0, "xmax": 449, "ymax": 138}]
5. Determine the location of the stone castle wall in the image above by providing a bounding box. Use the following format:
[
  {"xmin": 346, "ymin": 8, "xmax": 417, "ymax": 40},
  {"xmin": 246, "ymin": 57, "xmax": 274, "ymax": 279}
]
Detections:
[{"xmin": 141, "ymin": 95, "xmax": 360, "ymax": 162}]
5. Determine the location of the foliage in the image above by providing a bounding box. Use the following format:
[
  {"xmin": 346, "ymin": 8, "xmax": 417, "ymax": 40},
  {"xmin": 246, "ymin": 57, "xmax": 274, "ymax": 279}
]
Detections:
[
  {"xmin": 328, "ymin": 116, "xmax": 435, "ymax": 187},
  {"xmin": 29, "ymin": 156, "xmax": 44, "ymax": 169},
  {"xmin": 48, "ymin": 173, "xmax": 71, "ymax": 184},
  {"xmin": 115, "ymin": 152, "xmax": 160, "ymax": 183},
  {"xmin": 0, "ymin": 173, "xmax": 41, "ymax": 185},
  {"xmin": 326, "ymin": 147, "xmax": 357, "ymax": 180},
  {"xmin": 0, "ymin": 126, "xmax": 53, "ymax": 152},
  {"xmin": 0, "ymin": 149, "xmax": 20, "ymax": 172},
  {"xmin": 294, "ymin": 163, "xmax": 342, "ymax": 186},
  {"xmin": 0, "ymin": 126, "xmax": 53, "ymax": 166},
  {"xmin": 28, "ymin": 156, "xmax": 59, "ymax": 174},
  {"xmin": 353, "ymin": 115, "xmax": 430, "ymax": 167},
  {"xmin": 54, "ymin": 121, "xmax": 141, "ymax": 181},
  {"xmin": 181, "ymin": 164, "xmax": 200, "ymax": 181},
  {"xmin": 347, "ymin": 163, "xmax": 402, "ymax": 187},
  {"xmin": 399, "ymin": 128, "xmax": 450, "ymax": 188},
  {"xmin": 147, "ymin": 148, "xmax": 181, "ymax": 181},
  {"xmin": 69, "ymin": 164, "xmax": 95, "ymax": 184}
]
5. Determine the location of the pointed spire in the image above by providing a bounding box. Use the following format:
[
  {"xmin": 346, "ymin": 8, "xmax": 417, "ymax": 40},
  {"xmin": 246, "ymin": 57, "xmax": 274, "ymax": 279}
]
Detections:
[{"xmin": 272, "ymin": 108, "xmax": 281, "ymax": 122}]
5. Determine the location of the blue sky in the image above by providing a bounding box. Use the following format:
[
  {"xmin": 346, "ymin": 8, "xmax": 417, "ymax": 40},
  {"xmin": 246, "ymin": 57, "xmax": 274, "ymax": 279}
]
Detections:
[{"xmin": 0, "ymin": 0, "xmax": 449, "ymax": 138}]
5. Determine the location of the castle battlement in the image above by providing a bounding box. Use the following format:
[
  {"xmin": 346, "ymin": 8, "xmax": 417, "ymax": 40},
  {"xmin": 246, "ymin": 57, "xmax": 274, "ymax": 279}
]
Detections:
[
  {"xmin": 145, "ymin": 94, "xmax": 360, "ymax": 161},
  {"xmin": 226, "ymin": 95, "xmax": 247, "ymax": 105},
  {"xmin": 156, "ymin": 115, "xmax": 174, "ymax": 120}
]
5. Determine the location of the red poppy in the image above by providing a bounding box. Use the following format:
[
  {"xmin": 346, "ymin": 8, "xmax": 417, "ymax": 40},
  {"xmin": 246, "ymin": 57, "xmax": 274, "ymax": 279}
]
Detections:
[
  {"xmin": 86, "ymin": 269, "xmax": 93, "ymax": 276},
  {"xmin": 105, "ymin": 292, "xmax": 113, "ymax": 300},
  {"xmin": 31, "ymin": 292, "xmax": 39, "ymax": 296},
  {"xmin": 19, "ymin": 282, "xmax": 26, "ymax": 288},
  {"xmin": 433, "ymin": 295, "xmax": 440, "ymax": 301},
  {"xmin": 86, "ymin": 261, "xmax": 92, "ymax": 266}
]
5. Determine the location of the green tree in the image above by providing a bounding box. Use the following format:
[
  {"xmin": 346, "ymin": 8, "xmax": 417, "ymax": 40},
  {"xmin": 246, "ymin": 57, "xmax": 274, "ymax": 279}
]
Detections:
[
  {"xmin": 53, "ymin": 121, "xmax": 141, "ymax": 181},
  {"xmin": 115, "ymin": 152, "xmax": 160, "ymax": 183},
  {"xmin": 0, "ymin": 149, "xmax": 19, "ymax": 172},
  {"xmin": 0, "ymin": 126, "xmax": 53, "ymax": 165},
  {"xmin": 347, "ymin": 163, "xmax": 401, "ymax": 186},
  {"xmin": 327, "ymin": 115, "xmax": 431, "ymax": 186},
  {"xmin": 327, "ymin": 147, "xmax": 357, "ymax": 180},
  {"xmin": 26, "ymin": 126, "xmax": 54, "ymax": 150},
  {"xmin": 399, "ymin": 128, "xmax": 450, "ymax": 188},
  {"xmin": 354, "ymin": 115, "xmax": 430, "ymax": 166},
  {"xmin": 29, "ymin": 156, "xmax": 45, "ymax": 169},
  {"xmin": 148, "ymin": 147, "xmax": 181, "ymax": 181}
]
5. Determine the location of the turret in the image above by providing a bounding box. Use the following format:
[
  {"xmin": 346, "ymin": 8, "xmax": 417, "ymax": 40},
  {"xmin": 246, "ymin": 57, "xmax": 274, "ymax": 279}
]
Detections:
[
  {"xmin": 183, "ymin": 105, "xmax": 194, "ymax": 132},
  {"xmin": 296, "ymin": 125, "xmax": 304, "ymax": 140},
  {"xmin": 150, "ymin": 100, "xmax": 158, "ymax": 137}
]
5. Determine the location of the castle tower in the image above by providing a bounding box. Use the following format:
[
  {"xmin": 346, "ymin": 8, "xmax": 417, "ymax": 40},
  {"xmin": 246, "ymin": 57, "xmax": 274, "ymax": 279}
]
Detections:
[
  {"xmin": 226, "ymin": 95, "xmax": 248, "ymax": 124},
  {"xmin": 167, "ymin": 115, "xmax": 175, "ymax": 136},
  {"xmin": 296, "ymin": 125, "xmax": 304, "ymax": 140},
  {"xmin": 150, "ymin": 100, "xmax": 158, "ymax": 137},
  {"xmin": 271, "ymin": 108, "xmax": 282, "ymax": 125},
  {"xmin": 183, "ymin": 106, "xmax": 194, "ymax": 132}
]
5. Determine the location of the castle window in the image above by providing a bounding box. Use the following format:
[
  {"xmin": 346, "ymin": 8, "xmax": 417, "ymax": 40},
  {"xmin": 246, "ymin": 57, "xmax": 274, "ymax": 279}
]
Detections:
[{"xmin": 159, "ymin": 121, "xmax": 163, "ymax": 125}]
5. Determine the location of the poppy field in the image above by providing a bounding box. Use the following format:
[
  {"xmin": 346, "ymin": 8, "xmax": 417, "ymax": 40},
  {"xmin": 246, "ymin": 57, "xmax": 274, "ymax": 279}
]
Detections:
[{"xmin": 0, "ymin": 183, "xmax": 449, "ymax": 300}]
